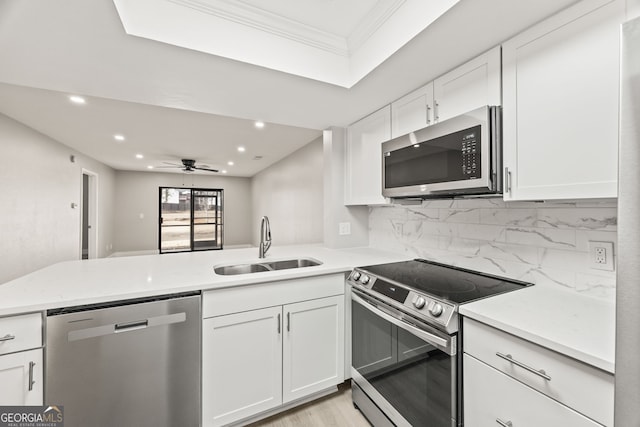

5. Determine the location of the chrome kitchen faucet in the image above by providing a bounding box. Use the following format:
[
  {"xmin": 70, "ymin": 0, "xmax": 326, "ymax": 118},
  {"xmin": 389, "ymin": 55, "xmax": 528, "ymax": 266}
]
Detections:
[{"xmin": 259, "ymin": 216, "xmax": 271, "ymax": 258}]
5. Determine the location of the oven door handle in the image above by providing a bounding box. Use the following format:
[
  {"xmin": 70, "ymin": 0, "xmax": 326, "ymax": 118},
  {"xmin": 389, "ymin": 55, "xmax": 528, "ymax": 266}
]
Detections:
[{"xmin": 351, "ymin": 292, "xmax": 455, "ymax": 356}]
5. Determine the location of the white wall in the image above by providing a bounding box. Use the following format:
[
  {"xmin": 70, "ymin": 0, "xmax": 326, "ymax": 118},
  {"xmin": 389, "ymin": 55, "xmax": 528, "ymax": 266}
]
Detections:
[
  {"xmin": 114, "ymin": 171, "xmax": 252, "ymax": 252},
  {"xmin": 0, "ymin": 113, "xmax": 116, "ymax": 284},
  {"xmin": 250, "ymin": 137, "xmax": 324, "ymax": 246},
  {"xmin": 369, "ymin": 198, "xmax": 617, "ymax": 300},
  {"xmin": 323, "ymin": 128, "xmax": 369, "ymax": 248}
]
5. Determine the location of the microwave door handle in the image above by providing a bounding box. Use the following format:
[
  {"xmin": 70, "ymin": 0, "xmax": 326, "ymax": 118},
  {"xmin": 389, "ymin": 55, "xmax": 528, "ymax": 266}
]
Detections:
[{"xmin": 351, "ymin": 292, "xmax": 453, "ymax": 355}]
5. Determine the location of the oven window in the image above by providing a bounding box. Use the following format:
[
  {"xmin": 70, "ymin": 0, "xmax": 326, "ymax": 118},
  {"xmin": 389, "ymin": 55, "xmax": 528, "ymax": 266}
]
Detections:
[
  {"xmin": 384, "ymin": 125, "xmax": 481, "ymax": 188},
  {"xmin": 352, "ymin": 299, "xmax": 454, "ymax": 426}
]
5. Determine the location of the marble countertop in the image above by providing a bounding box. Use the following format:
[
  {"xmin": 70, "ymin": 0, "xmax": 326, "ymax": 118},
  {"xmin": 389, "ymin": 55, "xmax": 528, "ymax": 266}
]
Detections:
[
  {"xmin": 460, "ymin": 285, "xmax": 615, "ymax": 373},
  {"xmin": 0, "ymin": 245, "xmax": 409, "ymax": 317}
]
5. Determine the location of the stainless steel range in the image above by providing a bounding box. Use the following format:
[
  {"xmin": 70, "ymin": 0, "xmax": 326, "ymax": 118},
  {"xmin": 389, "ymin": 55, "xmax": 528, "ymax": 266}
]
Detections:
[{"xmin": 348, "ymin": 259, "xmax": 531, "ymax": 427}]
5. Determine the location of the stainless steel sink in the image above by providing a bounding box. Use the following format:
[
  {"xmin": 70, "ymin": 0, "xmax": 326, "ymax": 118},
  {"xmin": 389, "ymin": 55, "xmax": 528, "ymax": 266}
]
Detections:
[
  {"xmin": 214, "ymin": 263, "xmax": 271, "ymax": 275},
  {"xmin": 213, "ymin": 258, "xmax": 322, "ymax": 275}
]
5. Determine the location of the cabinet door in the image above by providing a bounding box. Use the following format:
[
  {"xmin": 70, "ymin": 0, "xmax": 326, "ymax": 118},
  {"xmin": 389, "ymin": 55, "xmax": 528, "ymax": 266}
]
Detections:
[
  {"xmin": 344, "ymin": 106, "xmax": 391, "ymax": 205},
  {"xmin": 464, "ymin": 354, "xmax": 601, "ymax": 427},
  {"xmin": 390, "ymin": 82, "xmax": 434, "ymax": 138},
  {"xmin": 202, "ymin": 307, "xmax": 283, "ymax": 427},
  {"xmin": 502, "ymin": 0, "xmax": 623, "ymax": 201},
  {"xmin": 282, "ymin": 296, "xmax": 345, "ymax": 404},
  {"xmin": 433, "ymin": 46, "xmax": 501, "ymax": 123},
  {"xmin": 0, "ymin": 348, "xmax": 42, "ymax": 406}
]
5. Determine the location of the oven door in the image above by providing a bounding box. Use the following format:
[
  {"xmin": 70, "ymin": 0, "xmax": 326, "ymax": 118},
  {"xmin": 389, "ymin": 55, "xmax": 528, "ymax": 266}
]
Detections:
[{"xmin": 351, "ymin": 289, "xmax": 458, "ymax": 427}]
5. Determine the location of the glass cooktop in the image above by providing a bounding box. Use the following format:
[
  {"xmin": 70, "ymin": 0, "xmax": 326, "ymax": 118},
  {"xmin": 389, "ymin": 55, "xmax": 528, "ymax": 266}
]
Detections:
[{"xmin": 359, "ymin": 259, "xmax": 531, "ymax": 304}]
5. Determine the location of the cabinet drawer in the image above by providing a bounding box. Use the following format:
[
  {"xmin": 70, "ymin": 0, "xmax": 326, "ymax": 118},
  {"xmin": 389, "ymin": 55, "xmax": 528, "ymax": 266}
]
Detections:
[
  {"xmin": 203, "ymin": 274, "xmax": 344, "ymax": 318},
  {"xmin": 0, "ymin": 313, "xmax": 42, "ymax": 355},
  {"xmin": 464, "ymin": 354, "xmax": 602, "ymax": 427},
  {"xmin": 463, "ymin": 318, "xmax": 613, "ymax": 426}
]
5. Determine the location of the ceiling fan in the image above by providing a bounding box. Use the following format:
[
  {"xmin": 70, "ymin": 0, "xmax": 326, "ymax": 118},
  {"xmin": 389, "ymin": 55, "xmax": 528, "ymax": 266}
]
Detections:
[{"xmin": 156, "ymin": 159, "xmax": 219, "ymax": 173}]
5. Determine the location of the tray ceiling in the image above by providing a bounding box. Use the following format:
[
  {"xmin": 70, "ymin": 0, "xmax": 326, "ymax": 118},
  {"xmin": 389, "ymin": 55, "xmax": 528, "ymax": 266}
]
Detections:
[{"xmin": 112, "ymin": 0, "xmax": 460, "ymax": 87}]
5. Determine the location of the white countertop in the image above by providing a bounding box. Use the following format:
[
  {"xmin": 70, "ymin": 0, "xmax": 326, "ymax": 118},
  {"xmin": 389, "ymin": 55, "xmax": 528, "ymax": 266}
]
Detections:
[
  {"xmin": 0, "ymin": 245, "xmax": 409, "ymax": 317},
  {"xmin": 1, "ymin": 245, "xmax": 615, "ymax": 374},
  {"xmin": 460, "ymin": 285, "xmax": 615, "ymax": 374}
]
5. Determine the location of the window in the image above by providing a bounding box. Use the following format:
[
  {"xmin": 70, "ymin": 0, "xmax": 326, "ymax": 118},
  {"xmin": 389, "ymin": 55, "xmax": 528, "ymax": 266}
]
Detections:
[{"xmin": 159, "ymin": 187, "xmax": 223, "ymax": 253}]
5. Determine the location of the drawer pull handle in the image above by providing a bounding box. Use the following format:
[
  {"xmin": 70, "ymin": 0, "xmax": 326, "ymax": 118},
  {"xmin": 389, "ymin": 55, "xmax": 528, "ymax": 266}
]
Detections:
[
  {"xmin": 496, "ymin": 352, "xmax": 551, "ymax": 381},
  {"xmin": 0, "ymin": 334, "xmax": 16, "ymax": 342},
  {"xmin": 28, "ymin": 361, "xmax": 36, "ymax": 391},
  {"xmin": 277, "ymin": 313, "xmax": 281, "ymax": 334},
  {"xmin": 496, "ymin": 418, "xmax": 513, "ymax": 427}
]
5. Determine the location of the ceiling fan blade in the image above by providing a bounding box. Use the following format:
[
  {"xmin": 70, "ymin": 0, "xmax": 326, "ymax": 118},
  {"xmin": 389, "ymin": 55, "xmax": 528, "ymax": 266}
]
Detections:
[
  {"xmin": 193, "ymin": 166, "xmax": 219, "ymax": 173},
  {"xmin": 154, "ymin": 165, "xmax": 182, "ymax": 169}
]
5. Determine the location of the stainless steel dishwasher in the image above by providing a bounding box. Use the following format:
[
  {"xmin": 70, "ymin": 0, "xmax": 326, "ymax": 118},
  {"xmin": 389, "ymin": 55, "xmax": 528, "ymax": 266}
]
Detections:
[{"xmin": 45, "ymin": 292, "xmax": 201, "ymax": 427}]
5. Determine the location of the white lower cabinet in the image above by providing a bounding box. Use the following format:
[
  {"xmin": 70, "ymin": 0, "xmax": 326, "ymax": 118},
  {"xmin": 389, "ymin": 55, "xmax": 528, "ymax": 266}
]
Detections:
[
  {"xmin": 202, "ymin": 275, "xmax": 345, "ymax": 427},
  {"xmin": 0, "ymin": 348, "xmax": 43, "ymax": 406},
  {"xmin": 463, "ymin": 318, "xmax": 613, "ymax": 426},
  {"xmin": 0, "ymin": 312, "xmax": 43, "ymax": 406},
  {"xmin": 202, "ymin": 307, "xmax": 283, "ymax": 427},
  {"xmin": 282, "ymin": 297, "xmax": 344, "ymax": 404},
  {"xmin": 464, "ymin": 354, "xmax": 601, "ymax": 427}
]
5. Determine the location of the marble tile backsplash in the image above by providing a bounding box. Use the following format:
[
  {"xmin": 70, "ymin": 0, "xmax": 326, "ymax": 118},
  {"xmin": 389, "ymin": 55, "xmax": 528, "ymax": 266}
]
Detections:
[{"xmin": 368, "ymin": 198, "xmax": 617, "ymax": 300}]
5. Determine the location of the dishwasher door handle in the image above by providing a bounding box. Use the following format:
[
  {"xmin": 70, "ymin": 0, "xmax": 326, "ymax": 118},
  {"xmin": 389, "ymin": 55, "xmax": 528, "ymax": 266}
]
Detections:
[
  {"xmin": 68, "ymin": 312, "xmax": 187, "ymax": 342},
  {"xmin": 115, "ymin": 319, "xmax": 148, "ymax": 332}
]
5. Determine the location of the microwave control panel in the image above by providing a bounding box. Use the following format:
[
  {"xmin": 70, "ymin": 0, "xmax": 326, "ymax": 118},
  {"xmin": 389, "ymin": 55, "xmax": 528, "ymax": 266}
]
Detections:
[{"xmin": 461, "ymin": 126, "xmax": 480, "ymax": 178}]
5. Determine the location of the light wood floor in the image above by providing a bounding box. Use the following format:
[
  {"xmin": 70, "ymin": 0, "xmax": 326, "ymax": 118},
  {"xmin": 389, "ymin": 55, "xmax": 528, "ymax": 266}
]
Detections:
[{"xmin": 249, "ymin": 382, "xmax": 371, "ymax": 427}]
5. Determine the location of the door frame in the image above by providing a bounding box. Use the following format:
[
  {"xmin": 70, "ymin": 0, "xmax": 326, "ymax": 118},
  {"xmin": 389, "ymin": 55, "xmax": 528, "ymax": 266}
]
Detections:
[{"xmin": 80, "ymin": 169, "xmax": 99, "ymax": 259}]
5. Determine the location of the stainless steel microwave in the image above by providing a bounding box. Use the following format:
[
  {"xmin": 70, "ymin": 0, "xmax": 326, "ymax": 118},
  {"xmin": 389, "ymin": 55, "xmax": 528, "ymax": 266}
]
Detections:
[{"xmin": 382, "ymin": 105, "xmax": 502, "ymax": 199}]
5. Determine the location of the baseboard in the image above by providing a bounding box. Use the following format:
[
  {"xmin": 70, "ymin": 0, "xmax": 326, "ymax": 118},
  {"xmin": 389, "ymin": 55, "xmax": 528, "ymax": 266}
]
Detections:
[{"xmin": 108, "ymin": 250, "xmax": 159, "ymax": 257}]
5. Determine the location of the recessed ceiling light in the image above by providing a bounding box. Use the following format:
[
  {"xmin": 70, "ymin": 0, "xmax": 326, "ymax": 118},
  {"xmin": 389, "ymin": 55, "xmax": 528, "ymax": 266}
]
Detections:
[
  {"xmin": 135, "ymin": 154, "xmax": 144, "ymax": 159},
  {"xmin": 147, "ymin": 165, "xmax": 154, "ymax": 169},
  {"xmin": 255, "ymin": 121, "xmax": 265, "ymax": 129},
  {"xmin": 237, "ymin": 147, "xmax": 246, "ymax": 153},
  {"xmin": 114, "ymin": 134, "xmax": 125, "ymax": 142},
  {"xmin": 69, "ymin": 95, "xmax": 86, "ymax": 105},
  {"xmin": 227, "ymin": 161, "xmax": 234, "ymax": 166},
  {"xmin": 221, "ymin": 170, "xmax": 228, "ymax": 174}
]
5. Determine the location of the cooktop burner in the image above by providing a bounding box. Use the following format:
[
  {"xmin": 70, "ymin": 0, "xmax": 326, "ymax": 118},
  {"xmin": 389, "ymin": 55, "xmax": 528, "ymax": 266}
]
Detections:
[{"xmin": 358, "ymin": 259, "xmax": 530, "ymax": 304}]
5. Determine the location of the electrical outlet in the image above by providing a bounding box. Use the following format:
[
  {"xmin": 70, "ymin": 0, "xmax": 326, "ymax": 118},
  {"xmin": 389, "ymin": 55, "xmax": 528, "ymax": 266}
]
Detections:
[
  {"xmin": 338, "ymin": 222, "xmax": 351, "ymax": 236},
  {"xmin": 589, "ymin": 241, "xmax": 614, "ymax": 271}
]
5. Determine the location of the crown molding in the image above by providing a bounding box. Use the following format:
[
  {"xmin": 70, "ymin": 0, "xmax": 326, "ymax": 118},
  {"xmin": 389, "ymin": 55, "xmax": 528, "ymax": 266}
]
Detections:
[
  {"xmin": 168, "ymin": 0, "xmax": 349, "ymax": 56},
  {"xmin": 348, "ymin": 0, "xmax": 406, "ymax": 52}
]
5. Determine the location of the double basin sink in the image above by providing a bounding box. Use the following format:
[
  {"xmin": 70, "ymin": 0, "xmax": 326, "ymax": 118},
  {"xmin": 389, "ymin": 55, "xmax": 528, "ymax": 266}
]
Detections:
[{"xmin": 214, "ymin": 258, "xmax": 322, "ymax": 275}]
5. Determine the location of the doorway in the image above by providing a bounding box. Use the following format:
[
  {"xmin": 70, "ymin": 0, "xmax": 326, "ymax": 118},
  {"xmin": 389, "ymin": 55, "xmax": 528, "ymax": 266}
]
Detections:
[
  {"xmin": 159, "ymin": 187, "xmax": 223, "ymax": 253},
  {"xmin": 81, "ymin": 170, "xmax": 98, "ymax": 260}
]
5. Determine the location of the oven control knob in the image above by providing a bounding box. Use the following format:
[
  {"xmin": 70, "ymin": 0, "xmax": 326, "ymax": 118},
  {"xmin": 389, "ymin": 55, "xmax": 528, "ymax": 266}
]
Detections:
[
  {"xmin": 413, "ymin": 296, "xmax": 426, "ymax": 309},
  {"xmin": 429, "ymin": 303, "xmax": 444, "ymax": 317},
  {"xmin": 352, "ymin": 271, "xmax": 361, "ymax": 281},
  {"xmin": 360, "ymin": 275, "xmax": 370, "ymax": 285}
]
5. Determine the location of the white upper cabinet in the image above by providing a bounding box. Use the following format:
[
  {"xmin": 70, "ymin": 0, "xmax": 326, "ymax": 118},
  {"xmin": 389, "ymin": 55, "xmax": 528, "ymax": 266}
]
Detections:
[
  {"xmin": 344, "ymin": 106, "xmax": 391, "ymax": 206},
  {"xmin": 502, "ymin": 0, "xmax": 624, "ymax": 201},
  {"xmin": 434, "ymin": 46, "xmax": 502, "ymax": 123},
  {"xmin": 389, "ymin": 46, "xmax": 501, "ymax": 140},
  {"xmin": 390, "ymin": 83, "xmax": 434, "ymax": 138}
]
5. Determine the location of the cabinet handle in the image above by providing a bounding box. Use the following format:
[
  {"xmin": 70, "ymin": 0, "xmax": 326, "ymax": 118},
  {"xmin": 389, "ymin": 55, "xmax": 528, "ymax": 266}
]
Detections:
[
  {"xmin": 28, "ymin": 361, "xmax": 36, "ymax": 391},
  {"xmin": 496, "ymin": 352, "xmax": 551, "ymax": 381},
  {"xmin": 0, "ymin": 334, "xmax": 16, "ymax": 342},
  {"xmin": 426, "ymin": 105, "xmax": 432, "ymax": 125},
  {"xmin": 434, "ymin": 101, "xmax": 440, "ymax": 122},
  {"xmin": 277, "ymin": 313, "xmax": 281, "ymax": 334},
  {"xmin": 504, "ymin": 167, "xmax": 512, "ymax": 193},
  {"xmin": 287, "ymin": 312, "xmax": 290, "ymax": 332},
  {"xmin": 496, "ymin": 418, "xmax": 513, "ymax": 427}
]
